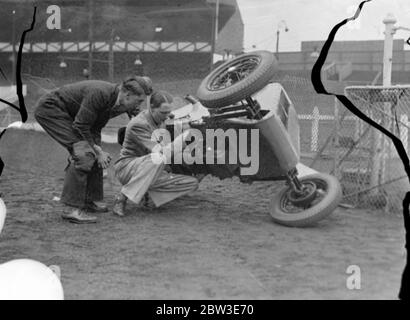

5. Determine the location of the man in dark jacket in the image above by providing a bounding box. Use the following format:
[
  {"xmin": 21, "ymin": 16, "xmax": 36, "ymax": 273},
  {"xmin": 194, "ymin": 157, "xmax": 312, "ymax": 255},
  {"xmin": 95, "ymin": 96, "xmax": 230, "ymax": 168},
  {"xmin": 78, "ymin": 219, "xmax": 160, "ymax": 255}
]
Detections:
[{"xmin": 34, "ymin": 76, "xmax": 153, "ymax": 223}]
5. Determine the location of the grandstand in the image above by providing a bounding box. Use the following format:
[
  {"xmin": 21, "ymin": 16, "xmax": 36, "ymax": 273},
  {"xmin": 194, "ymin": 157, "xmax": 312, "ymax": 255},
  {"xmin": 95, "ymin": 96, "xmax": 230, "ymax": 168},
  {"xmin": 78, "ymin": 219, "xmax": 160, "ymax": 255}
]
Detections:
[
  {"xmin": 0, "ymin": 0, "xmax": 238, "ymax": 85},
  {"xmin": 1, "ymin": 0, "xmax": 409, "ymax": 117},
  {"xmin": 0, "ymin": 0, "xmax": 245, "ymax": 133}
]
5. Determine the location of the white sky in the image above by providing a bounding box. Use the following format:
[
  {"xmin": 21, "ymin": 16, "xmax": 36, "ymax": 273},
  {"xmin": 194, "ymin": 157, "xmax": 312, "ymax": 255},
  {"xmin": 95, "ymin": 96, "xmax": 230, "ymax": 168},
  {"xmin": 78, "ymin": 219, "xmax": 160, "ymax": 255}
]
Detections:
[{"xmin": 236, "ymin": 0, "xmax": 410, "ymax": 51}]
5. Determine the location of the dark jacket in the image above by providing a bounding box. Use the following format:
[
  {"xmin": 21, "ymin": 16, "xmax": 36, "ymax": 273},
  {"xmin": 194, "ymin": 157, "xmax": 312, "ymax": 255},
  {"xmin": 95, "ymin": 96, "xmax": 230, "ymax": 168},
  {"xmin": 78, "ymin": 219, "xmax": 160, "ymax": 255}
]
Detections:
[{"xmin": 35, "ymin": 80, "xmax": 119, "ymax": 146}]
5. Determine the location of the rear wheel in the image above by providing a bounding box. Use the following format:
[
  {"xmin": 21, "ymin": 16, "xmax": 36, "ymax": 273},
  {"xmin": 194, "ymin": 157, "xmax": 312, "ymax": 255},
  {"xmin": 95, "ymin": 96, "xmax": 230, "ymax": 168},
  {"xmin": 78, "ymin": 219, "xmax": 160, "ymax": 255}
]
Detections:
[
  {"xmin": 196, "ymin": 51, "xmax": 278, "ymax": 108},
  {"xmin": 270, "ymin": 173, "xmax": 342, "ymax": 227}
]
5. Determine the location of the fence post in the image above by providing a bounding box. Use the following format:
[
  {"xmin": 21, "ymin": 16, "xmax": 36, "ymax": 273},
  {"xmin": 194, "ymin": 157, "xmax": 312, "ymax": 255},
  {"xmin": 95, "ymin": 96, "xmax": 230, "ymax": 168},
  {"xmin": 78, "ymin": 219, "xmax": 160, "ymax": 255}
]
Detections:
[
  {"xmin": 401, "ymin": 114, "xmax": 409, "ymax": 155},
  {"xmin": 333, "ymin": 98, "xmax": 340, "ymax": 177},
  {"xmin": 390, "ymin": 114, "xmax": 408, "ymax": 159},
  {"xmin": 334, "ymin": 98, "xmax": 339, "ymax": 146},
  {"xmin": 369, "ymin": 14, "xmax": 398, "ymax": 196},
  {"xmin": 311, "ymin": 106, "xmax": 319, "ymax": 152},
  {"xmin": 354, "ymin": 118, "xmax": 361, "ymax": 141}
]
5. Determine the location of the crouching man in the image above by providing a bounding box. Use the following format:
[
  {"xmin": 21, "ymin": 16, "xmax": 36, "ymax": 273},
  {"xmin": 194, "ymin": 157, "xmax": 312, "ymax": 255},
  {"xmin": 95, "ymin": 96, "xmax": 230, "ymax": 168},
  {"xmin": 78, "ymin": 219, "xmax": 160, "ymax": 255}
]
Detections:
[
  {"xmin": 34, "ymin": 76, "xmax": 153, "ymax": 223},
  {"xmin": 113, "ymin": 91, "xmax": 199, "ymax": 216}
]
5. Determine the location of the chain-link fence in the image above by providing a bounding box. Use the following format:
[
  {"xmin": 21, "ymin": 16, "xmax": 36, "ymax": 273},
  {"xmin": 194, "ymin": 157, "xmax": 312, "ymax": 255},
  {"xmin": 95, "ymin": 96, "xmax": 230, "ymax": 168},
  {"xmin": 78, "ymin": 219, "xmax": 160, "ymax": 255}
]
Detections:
[
  {"xmin": 332, "ymin": 85, "xmax": 410, "ymax": 212},
  {"xmin": 271, "ymin": 77, "xmax": 410, "ymax": 213},
  {"xmin": 0, "ymin": 107, "xmax": 11, "ymax": 130},
  {"xmin": 271, "ymin": 75, "xmax": 337, "ymax": 162}
]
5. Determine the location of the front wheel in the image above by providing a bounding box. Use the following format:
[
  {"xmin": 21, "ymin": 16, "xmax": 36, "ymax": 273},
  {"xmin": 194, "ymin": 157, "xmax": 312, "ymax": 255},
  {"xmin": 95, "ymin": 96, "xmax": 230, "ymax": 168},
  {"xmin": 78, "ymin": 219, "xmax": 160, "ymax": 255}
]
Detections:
[
  {"xmin": 270, "ymin": 173, "xmax": 342, "ymax": 227},
  {"xmin": 196, "ymin": 51, "xmax": 278, "ymax": 108}
]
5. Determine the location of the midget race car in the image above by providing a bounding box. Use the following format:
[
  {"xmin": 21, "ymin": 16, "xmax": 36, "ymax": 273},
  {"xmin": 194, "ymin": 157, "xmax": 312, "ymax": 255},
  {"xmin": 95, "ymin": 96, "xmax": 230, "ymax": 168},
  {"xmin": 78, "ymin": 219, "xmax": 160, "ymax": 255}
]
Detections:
[
  {"xmin": 117, "ymin": 50, "xmax": 342, "ymax": 227},
  {"xmin": 165, "ymin": 51, "xmax": 342, "ymax": 227}
]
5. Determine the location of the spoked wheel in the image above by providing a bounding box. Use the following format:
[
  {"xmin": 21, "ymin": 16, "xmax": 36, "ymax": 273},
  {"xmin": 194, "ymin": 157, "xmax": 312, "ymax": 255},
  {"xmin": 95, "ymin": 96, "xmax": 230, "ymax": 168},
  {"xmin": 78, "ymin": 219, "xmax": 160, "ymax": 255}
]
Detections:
[
  {"xmin": 270, "ymin": 173, "xmax": 342, "ymax": 227},
  {"xmin": 208, "ymin": 56, "xmax": 262, "ymax": 90},
  {"xmin": 196, "ymin": 50, "xmax": 277, "ymax": 108}
]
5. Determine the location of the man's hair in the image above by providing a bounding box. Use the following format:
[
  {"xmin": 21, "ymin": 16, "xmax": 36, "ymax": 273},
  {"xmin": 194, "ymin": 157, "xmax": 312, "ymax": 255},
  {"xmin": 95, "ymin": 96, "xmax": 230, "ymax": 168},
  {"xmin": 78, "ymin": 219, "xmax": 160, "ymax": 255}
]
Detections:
[
  {"xmin": 121, "ymin": 76, "xmax": 153, "ymax": 95},
  {"xmin": 150, "ymin": 90, "xmax": 173, "ymax": 109}
]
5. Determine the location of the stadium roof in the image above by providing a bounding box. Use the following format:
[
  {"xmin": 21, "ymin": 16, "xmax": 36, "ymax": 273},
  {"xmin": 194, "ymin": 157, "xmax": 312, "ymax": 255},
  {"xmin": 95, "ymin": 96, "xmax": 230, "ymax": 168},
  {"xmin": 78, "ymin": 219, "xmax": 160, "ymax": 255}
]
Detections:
[
  {"xmin": 0, "ymin": 0, "xmax": 209, "ymax": 5},
  {"xmin": 0, "ymin": 0, "xmax": 235, "ymax": 43}
]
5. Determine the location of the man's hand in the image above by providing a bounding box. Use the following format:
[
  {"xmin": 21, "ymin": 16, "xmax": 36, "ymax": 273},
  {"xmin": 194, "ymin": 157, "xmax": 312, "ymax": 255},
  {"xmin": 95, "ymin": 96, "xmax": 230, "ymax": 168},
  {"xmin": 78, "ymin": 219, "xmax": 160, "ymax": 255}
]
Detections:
[
  {"xmin": 94, "ymin": 145, "xmax": 112, "ymax": 169},
  {"xmin": 181, "ymin": 122, "xmax": 191, "ymax": 131},
  {"xmin": 97, "ymin": 151, "xmax": 112, "ymax": 169}
]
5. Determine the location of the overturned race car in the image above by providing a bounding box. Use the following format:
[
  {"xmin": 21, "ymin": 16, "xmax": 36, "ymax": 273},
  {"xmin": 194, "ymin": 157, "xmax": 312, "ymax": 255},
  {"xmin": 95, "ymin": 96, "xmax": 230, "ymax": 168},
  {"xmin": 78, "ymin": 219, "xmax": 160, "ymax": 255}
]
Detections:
[{"xmin": 120, "ymin": 50, "xmax": 343, "ymax": 227}]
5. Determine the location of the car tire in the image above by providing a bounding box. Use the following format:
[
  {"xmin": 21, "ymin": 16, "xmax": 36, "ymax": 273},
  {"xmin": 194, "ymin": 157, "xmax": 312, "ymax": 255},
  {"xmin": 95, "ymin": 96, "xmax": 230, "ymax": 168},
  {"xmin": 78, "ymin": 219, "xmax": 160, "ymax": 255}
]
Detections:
[
  {"xmin": 196, "ymin": 51, "xmax": 278, "ymax": 108},
  {"xmin": 270, "ymin": 173, "xmax": 342, "ymax": 227}
]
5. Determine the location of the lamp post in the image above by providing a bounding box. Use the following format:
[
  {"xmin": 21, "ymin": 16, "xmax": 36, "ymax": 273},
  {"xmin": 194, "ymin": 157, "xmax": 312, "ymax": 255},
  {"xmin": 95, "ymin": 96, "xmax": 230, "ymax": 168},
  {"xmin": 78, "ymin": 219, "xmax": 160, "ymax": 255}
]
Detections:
[
  {"xmin": 310, "ymin": 46, "xmax": 320, "ymax": 59},
  {"xmin": 88, "ymin": 0, "xmax": 94, "ymax": 79},
  {"xmin": 83, "ymin": 67, "xmax": 89, "ymax": 79},
  {"xmin": 134, "ymin": 54, "xmax": 143, "ymax": 76},
  {"xmin": 11, "ymin": 10, "xmax": 16, "ymax": 85},
  {"xmin": 59, "ymin": 57, "xmax": 67, "ymax": 79},
  {"xmin": 59, "ymin": 60, "xmax": 67, "ymax": 68},
  {"xmin": 275, "ymin": 20, "xmax": 289, "ymax": 61},
  {"xmin": 210, "ymin": 0, "xmax": 220, "ymax": 70},
  {"xmin": 108, "ymin": 29, "xmax": 115, "ymax": 82},
  {"xmin": 59, "ymin": 28, "xmax": 71, "ymax": 74}
]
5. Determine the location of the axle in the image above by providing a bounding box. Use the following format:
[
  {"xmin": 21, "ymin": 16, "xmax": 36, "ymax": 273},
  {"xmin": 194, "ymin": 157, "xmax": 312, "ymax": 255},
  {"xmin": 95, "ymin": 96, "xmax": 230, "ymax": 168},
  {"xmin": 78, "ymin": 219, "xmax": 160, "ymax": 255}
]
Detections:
[{"xmin": 287, "ymin": 168, "xmax": 304, "ymax": 194}]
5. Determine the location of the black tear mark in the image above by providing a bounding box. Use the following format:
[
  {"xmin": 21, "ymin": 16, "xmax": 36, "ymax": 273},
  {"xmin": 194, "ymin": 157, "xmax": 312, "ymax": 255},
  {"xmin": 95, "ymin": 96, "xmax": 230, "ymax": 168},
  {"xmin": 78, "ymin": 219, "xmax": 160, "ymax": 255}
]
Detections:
[
  {"xmin": 0, "ymin": 66, "xmax": 8, "ymax": 81},
  {"xmin": 0, "ymin": 98, "xmax": 21, "ymax": 113},
  {"xmin": 0, "ymin": 7, "xmax": 37, "ymax": 177},
  {"xmin": 0, "ymin": 157, "xmax": 3, "ymax": 177},
  {"xmin": 15, "ymin": 7, "xmax": 37, "ymax": 123},
  {"xmin": 0, "ymin": 127, "xmax": 7, "ymax": 176},
  {"xmin": 311, "ymin": 0, "xmax": 410, "ymax": 300}
]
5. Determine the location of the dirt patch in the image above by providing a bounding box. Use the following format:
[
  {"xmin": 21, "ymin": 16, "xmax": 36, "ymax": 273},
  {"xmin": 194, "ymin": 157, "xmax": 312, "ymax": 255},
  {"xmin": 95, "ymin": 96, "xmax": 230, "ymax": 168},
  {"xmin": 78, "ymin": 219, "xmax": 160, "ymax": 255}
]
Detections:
[{"xmin": 0, "ymin": 129, "xmax": 406, "ymax": 299}]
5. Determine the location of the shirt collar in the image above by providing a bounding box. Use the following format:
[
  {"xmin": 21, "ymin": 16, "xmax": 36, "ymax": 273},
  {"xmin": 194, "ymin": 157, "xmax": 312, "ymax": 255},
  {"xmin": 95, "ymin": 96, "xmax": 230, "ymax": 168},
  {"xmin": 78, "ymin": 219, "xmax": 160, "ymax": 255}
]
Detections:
[
  {"xmin": 147, "ymin": 108, "xmax": 161, "ymax": 127},
  {"xmin": 111, "ymin": 84, "xmax": 120, "ymax": 107}
]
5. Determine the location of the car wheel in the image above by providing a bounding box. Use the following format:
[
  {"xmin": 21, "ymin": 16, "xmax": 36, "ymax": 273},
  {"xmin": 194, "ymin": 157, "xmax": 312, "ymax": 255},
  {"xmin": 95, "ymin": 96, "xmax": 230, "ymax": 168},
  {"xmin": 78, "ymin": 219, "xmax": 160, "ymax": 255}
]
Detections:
[
  {"xmin": 196, "ymin": 50, "xmax": 278, "ymax": 108},
  {"xmin": 270, "ymin": 173, "xmax": 342, "ymax": 227}
]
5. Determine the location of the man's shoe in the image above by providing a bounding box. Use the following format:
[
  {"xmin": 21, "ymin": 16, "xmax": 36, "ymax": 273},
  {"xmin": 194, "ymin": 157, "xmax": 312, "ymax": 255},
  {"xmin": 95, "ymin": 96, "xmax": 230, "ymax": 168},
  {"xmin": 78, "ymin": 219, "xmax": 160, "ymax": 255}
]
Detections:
[
  {"xmin": 86, "ymin": 201, "xmax": 108, "ymax": 213},
  {"xmin": 141, "ymin": 193, "xmax": 156, "ymax": 210},
  {"xmin": 195, "ymin": 173, "xmax": 206, "ymax": 183},
  {"xmin": 62, "ymin": 209, "xmax": 97, "ymax": 224},
  {"xmin": 113, "ymin": 194, "xmax": 127, "ymax": 217}
]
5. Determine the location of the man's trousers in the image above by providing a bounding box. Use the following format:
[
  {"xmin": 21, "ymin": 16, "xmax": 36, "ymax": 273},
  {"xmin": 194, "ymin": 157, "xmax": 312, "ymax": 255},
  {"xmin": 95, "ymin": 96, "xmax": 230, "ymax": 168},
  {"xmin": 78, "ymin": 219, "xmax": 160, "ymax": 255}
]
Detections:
[
  {"xmin": 114, "ymin": 155, "xmax": 198, "ymax": 208},
  {"xmin": 34, "ymin": 95, "xmax": 103, "ymax": 208}
]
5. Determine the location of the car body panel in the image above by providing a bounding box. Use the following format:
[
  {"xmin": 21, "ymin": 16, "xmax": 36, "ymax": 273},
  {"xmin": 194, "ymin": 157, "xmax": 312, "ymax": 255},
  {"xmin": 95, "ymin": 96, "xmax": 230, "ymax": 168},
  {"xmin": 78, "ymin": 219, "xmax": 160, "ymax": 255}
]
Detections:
[{"xmin": 167, "ymin": 83, "xmax": 303, "ymax": 182}]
